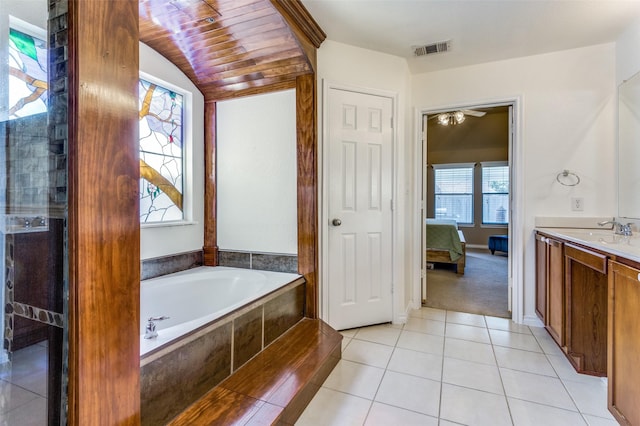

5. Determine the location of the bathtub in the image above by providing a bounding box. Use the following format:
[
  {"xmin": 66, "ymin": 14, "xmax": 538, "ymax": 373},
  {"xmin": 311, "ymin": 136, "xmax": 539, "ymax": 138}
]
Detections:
[{"xmin": 140, "ymin": 266, "xmax": 302, "ymax": 358}]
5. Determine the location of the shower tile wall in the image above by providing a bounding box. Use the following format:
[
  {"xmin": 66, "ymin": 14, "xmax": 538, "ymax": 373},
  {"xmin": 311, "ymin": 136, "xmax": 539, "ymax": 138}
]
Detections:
[{"xmin": 2, "ymin": 114, "xmax": 52, "ymax": 354}]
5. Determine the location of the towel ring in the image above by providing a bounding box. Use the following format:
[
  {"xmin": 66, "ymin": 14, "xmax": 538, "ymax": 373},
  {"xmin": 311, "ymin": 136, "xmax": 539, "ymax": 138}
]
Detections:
[{"xmin": 556, "ymin": 170, "xmax": 580, "ymax": 186}]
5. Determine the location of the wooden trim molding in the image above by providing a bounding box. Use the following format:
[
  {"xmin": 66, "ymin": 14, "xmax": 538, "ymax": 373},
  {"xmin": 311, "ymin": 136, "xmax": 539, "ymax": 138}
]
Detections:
[
  {"xmin": 272, "ymin": 0, "xmax": 327, "ymax": 48},
  {"xmin": 67, "ymin": 0, "xmax": 141, "ymax": 423},
  {"xmin": 296, "ymin": 74, "xmax": 319, "ymax": 318},
  {"xmin": 204, "ymin": 101, "xmax": 218, "ymax": 266}
]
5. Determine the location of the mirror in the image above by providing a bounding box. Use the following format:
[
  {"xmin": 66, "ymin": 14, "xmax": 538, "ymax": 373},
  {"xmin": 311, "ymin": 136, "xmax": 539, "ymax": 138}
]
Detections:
[{"xmin": 618, "ymin": 70, "xmax": 640, "ymax": 219}]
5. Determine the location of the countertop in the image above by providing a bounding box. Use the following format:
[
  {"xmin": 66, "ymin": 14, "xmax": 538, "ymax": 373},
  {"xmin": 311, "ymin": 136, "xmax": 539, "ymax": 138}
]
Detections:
[{"xmin": 536, "ymin": 227, "xmax": 640, "ymax": 264}]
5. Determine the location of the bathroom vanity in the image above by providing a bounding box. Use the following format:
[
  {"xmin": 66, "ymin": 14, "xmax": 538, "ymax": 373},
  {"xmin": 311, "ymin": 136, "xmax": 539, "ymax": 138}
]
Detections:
[{"xmin": 535, "ymin": 227, "xmax": 640, "ymax": 425}]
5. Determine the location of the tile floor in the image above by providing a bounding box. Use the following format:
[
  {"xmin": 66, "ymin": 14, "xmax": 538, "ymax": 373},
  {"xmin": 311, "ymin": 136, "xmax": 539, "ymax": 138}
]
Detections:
[
  {"xmin": 0, "ymin": 342, "xmax": 48, "ymax": 425},
  {"xmin": 297, "ymin": 308, "xmax": 619, "ymax": 426}
]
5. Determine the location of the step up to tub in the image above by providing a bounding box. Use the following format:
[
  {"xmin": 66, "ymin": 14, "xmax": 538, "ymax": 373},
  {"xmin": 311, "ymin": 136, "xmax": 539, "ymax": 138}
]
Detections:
[{"xmin": 168, "ymin": 318, "xmax": 342, "ymax": 425}]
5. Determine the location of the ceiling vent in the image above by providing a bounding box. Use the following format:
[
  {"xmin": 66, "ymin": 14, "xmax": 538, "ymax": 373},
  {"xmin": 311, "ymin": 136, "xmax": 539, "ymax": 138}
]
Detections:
[{"xmin": 413, "ymin": 40, "xmax": 451, "ymax": 57}]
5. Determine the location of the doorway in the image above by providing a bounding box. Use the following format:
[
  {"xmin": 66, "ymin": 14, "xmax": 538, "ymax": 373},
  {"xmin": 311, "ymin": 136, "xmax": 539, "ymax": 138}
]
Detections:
[{"xmin": 421, "ymin": 104, "xmax": 514, "ymax": 319}]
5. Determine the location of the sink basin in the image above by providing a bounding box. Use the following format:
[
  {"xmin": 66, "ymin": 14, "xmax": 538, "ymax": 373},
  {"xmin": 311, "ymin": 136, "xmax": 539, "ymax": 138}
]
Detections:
[{"xmin": 560, "ymin": 229, "xmax": 638, "ymax": 246}]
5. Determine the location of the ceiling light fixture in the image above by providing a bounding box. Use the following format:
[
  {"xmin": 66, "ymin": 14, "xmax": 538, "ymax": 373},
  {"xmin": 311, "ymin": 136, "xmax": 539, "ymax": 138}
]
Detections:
[{"xmin": 437, "ymin": 111, "xmax": 466, "ymax": 125}]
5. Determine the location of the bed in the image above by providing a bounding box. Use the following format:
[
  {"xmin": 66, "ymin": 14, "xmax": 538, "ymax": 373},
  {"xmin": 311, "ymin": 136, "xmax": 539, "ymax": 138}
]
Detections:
[{"xmin": 426, "ymin": 219, "xmax": 466, "ymax": 275}]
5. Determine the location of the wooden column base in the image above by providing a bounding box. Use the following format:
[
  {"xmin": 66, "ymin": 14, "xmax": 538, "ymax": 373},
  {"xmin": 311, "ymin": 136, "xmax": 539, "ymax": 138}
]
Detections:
[{"xmin": 168, "ymin": 318, "xmax": 342, "ymax": 425}]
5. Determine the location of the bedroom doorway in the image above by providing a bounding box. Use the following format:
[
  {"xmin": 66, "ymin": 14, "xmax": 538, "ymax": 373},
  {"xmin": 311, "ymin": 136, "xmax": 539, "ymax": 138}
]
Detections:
[{"xmin": 421, "ymin": 104, "xmax": 513, "ymax": 319}]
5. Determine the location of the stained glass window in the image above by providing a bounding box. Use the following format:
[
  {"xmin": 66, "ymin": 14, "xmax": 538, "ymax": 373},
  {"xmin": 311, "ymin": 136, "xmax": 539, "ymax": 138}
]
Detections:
[
  {"xmin": 139, "ymin": 78, "xmax": 184, "ymax": 223},
  {"xmin": 8, "ymin": 27, "xmax": 48, "ymax": 119}
]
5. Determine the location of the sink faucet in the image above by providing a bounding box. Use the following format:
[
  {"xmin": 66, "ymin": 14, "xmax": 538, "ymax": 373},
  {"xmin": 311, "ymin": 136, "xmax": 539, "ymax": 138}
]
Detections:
[
  {"xmin": 144, "ymin": 316, "xmax": 170, "ymax": 339},
  {"xmin": 598, "ymin": 220, "xmax": 633, "ymax": 236}
]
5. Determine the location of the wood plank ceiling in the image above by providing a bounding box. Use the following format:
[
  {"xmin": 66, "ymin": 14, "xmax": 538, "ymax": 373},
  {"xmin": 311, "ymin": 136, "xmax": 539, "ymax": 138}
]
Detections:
[{"xmin": 139, "ymin": 0, "xmax": 325, "ymax": 101}]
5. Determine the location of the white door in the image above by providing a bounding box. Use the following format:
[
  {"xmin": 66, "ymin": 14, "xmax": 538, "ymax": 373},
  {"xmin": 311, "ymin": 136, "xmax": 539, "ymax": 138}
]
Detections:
[{"xmin": 327, "ymin": 88, "xmax": 394, "ymax": 330}]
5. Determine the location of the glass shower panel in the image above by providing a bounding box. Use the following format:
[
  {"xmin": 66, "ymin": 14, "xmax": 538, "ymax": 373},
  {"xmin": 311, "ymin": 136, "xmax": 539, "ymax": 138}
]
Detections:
[{"xmin": 0, "ymin": 0, "xmax": 67, "ymax": 423}]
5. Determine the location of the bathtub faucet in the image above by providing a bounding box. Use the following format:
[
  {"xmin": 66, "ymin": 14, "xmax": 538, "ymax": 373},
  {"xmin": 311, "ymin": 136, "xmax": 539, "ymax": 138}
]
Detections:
[{"xmin": 144, "ymin": 316, "xmax": 170, "ymax": 339}]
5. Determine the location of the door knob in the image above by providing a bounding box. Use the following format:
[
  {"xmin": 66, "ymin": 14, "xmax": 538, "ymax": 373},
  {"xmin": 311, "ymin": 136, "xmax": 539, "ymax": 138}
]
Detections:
[{"xmin": 332, "ymin": 218, "xmax": 342, "ymax": 226}]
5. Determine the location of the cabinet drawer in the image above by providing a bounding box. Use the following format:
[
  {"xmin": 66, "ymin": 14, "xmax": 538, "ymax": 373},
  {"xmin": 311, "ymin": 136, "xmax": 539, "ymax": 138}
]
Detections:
[{"xmin": 565, "ymin": 243, "xmax": 607, "ymax": 274}]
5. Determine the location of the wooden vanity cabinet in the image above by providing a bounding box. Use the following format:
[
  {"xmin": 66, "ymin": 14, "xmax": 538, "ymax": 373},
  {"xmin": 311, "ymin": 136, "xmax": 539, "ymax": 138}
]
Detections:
[
  {"xmin": 535, "ymin": 233, "xmax": 565, "ymax": 347},
  {"xmin": 564, "ymin": 243, "xmax": 608, "ymax": 376},
  {"xmin": 608, "ymin": 260, "xmax": 640, "ymax": 425}
]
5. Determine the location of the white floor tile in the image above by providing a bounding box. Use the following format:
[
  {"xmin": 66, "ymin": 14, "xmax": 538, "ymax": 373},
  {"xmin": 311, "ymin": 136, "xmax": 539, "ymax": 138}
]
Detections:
[
  {"xmin": 299, "ymin": 309, "xmax": 611, "ymax": 425},
  {"xmin": 296, "ymin": 387, "xmax": 371, "ymax": 426},
  {"xmin": 446, "ymin": 311, "xmax": 487, "ymax": 327},
  {"xmin": 364, "ymin": 402, "xmax": 438, "ymax": 426},
  {"xmin": 342, "ymin": 337, "xmax": 352, "ymax": 352},
  {"xmin": 445, "ymin": 322, "xmax": 491, "ymax": 344},
  {"xmin": 530, "ymin": 329, "xmax": 566, "ymax": 356},
  {"xmin": 0, "ymin": 380, "xmax": 40, "ymax": 414},
  {"xmin": 508, "ymin": 397, "xmax": 587, "ymax": 426},
  {"xmin": 322, "ymin": 360, "xmax": 385, "ymax": 400},
  {"xmin": 0, "ymin": 396, "xmax": 46, "ymax": 426},
  {"xmin": 396, "ymin": 330, "xmax": 444, "ymax": 355},
  {"xmin": 547, "ymin": 354, "xmax": 601, "ymax": 384},
  {"xmin": 403, "ymin": 317, "xmax": 446, "ymax": 336},
  {"xmin": 582, "ymin": 413, "xmax": 620, "ymax": 426},
  {"xmin": 340, "ymin": 329, "xmax": 358, "ymax": 338},
  {"xmin": 386, "ymin": 347, "xmax": 443, "ymax": 381},
  {"xmin": 440, "ymin": 383, "xmax": 512, "ymax": 426},
  {"xmin": 354, "ymin": 324, "xmax": 402, "ymax": 346},
  {"xmin": 485, "ymin": 316, "xmax": 531, "ymax": 335},
  {"xmin": 500, "ymin": 368, "xmax": 577, "ymax": 411},
  {"xmin": 420, "ymin": 307, "xmax": 447, "ymax": 321},
  {"xmin": 493, "ymin": 346, "xmax": 557, "ymax": 377},
  {"xmin": 342, "ymin": 339, "xmax": 394, "ymax": 369},
  {"xmin": 442, "ymin": 357, "xmax": 504, "ymax": 395},
  {"xmin": 374, "ymin": 371, "xmax": 441, "ymax": 417},
  {"xmin": 563, "ymin": 378, "xmax": 615, "ymax": 420},
  {"xmin": 489, "ymin": 329, "xmax": 543, "ymax": 352},
  {"xmin": 444, "ymin": 338, "xmax": 496, "ymax": 365}
]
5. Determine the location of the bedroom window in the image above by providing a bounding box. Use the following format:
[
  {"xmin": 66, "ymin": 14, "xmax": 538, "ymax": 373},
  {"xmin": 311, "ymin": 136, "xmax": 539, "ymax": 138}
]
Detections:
[
  {"xmin": 482, "ymin": 162, "xmax": 509, "ymax": 225},
  {"xmin": 433, "ymin": 164, "xmax": 473, "ymax": 224}
]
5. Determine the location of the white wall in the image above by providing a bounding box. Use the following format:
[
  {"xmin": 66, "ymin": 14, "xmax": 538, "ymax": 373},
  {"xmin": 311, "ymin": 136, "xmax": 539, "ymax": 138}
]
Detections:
[
  {"xmin": 140, "ymin": 43, "xmax": 205, "ymax": 260},
  {"xmin": 616, "ymin": 17, "xmax": 640, "ymax": 85},
  {"xmin": 216, "ymin": 90, "xmax": 297, "ymax": 254},
  {"xmin": 316, "ymin": 40, "xmax": 415, "ymax": 323},
  {"xmin": 412, "ymin": 43, "xmax": 618, "ymax": 321}
]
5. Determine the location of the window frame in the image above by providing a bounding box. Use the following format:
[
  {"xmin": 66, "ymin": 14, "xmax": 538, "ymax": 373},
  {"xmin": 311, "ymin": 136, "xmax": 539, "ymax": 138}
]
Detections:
[
  {"xmin": 481, "ymin": 161, "xmax": 509, "ymax": 226},
  {"xmin": 138, "ymin": 71, "xmax": 193, "ymax": 227},
  {"xmin": 432, "ymin": 162, "xmax": 475, "ymax": 225}
]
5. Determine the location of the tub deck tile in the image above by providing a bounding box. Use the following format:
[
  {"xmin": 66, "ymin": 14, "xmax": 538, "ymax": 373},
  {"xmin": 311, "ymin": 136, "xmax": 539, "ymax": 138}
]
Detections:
[{"xmin": 168, "ymin": 318, "xmax": 342, "ymax": 425}]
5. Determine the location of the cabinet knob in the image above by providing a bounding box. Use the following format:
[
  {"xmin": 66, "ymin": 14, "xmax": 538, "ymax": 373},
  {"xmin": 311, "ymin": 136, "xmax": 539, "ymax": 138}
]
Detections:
[{"xmin": 637, "ymin": 273, "xmax": 640, "ymax": 282}]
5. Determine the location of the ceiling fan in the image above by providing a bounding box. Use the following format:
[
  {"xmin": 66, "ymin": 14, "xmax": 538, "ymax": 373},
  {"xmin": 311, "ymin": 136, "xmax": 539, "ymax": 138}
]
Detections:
[{"xmin": 432, "ymin": 109, "xmax": 486, "ymax": 125}]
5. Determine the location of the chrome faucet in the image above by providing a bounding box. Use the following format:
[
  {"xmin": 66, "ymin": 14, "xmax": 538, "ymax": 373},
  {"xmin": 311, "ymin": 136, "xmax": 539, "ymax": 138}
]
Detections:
[
  {"xmin": 144, "ymin": 316, "xmax": 170, "ymax": 339},
  {"xmin": 598, "ymin": 220, "xmax": 633, "ymax": 236}
]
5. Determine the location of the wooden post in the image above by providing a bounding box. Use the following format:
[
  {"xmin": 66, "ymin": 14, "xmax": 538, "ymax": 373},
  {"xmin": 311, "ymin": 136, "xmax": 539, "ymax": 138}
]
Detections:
[
  {"xmin": 67, "ymin": 0, "xmax": 141, "ymax": 423},
  {"xmin": 296, "ymin": 74, "xmax": 318, "ymax": 318}
]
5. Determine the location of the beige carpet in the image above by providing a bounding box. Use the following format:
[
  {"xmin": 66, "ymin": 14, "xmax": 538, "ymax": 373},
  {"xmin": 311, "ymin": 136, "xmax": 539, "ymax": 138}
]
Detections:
[{"xmin": 424, "ymin": 248, "xmax": 510, "ymax": 318}]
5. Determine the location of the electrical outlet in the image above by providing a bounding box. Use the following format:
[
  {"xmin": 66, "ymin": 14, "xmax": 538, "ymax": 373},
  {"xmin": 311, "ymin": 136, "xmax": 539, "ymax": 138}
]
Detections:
[{"xmin": 571, "ymin": 197, "xmax": 584, "ymax": 211}]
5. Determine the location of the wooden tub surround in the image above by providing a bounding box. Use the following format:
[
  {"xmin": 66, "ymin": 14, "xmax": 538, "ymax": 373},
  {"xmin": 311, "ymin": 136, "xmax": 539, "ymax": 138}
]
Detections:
[
  {"xmin": 64, "ymin": 0, "xmax": 329, "ymax": 423},
  {"xmin": 168, "ymin": 318, "xmax": 342, "ymax": 425}
]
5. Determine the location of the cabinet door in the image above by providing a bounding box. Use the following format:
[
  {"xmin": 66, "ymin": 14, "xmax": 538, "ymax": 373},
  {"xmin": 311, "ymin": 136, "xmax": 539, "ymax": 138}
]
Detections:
[
  {"xmin": 565, "ymin": 243, "xmax": 608, "ymax": 376},
  {"xmin": 608, "ymin": 261, "xmax": 640, "ymax": 425},
  {"xmin": 535, "ymin": 233, "xmax": 547, "ymax": 322},
  {"xmin": 546, "ymin": 238, "xmax": 564, "ymax": 347}
]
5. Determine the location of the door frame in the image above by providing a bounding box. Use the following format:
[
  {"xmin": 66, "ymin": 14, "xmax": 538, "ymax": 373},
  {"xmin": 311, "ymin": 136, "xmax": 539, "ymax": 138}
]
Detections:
[
  {"xmin": 413, "ymin": 96, "xmax": 525, "ymax": 323},
  {"xmin": 319, "ymin": 80, "xmax": 400, "ymax": 325}
]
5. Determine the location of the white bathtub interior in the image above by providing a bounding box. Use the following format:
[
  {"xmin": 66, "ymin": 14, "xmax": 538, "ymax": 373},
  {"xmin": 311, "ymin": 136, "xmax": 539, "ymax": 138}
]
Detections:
[{"xmin": 140, "ymin": 266, "xmax": 301, "ymax": 357}]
